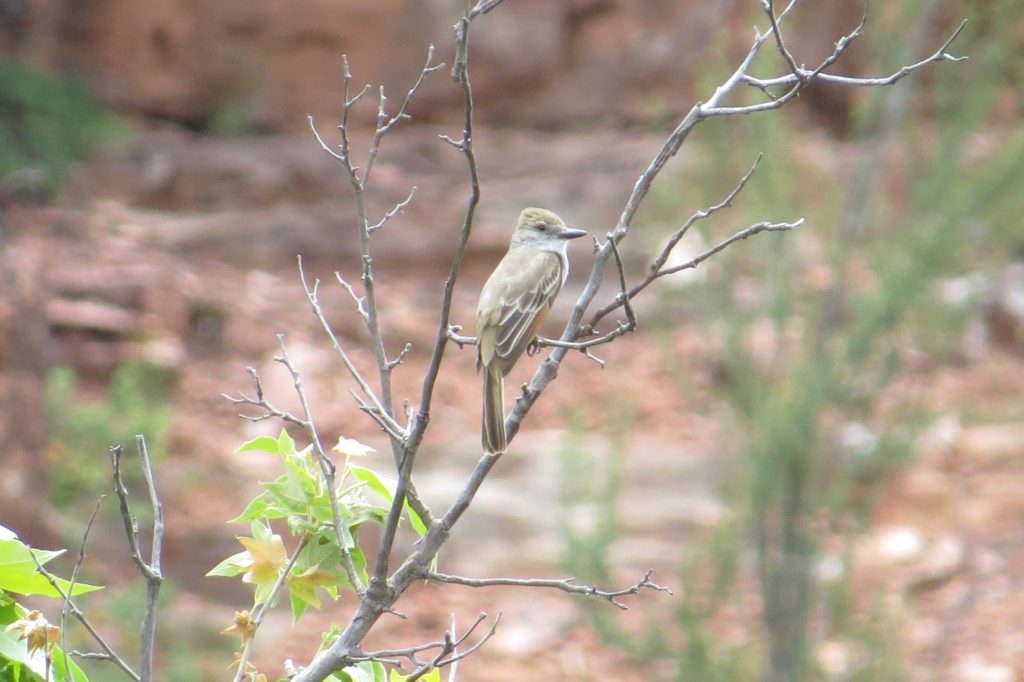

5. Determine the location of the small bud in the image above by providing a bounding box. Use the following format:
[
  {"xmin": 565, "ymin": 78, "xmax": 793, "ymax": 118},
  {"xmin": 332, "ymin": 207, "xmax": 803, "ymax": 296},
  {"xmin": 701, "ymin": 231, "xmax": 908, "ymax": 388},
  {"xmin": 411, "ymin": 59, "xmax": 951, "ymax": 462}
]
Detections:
[{"xmin": 221, "ymin": 610, "xmax": 257, "ymax": 644}]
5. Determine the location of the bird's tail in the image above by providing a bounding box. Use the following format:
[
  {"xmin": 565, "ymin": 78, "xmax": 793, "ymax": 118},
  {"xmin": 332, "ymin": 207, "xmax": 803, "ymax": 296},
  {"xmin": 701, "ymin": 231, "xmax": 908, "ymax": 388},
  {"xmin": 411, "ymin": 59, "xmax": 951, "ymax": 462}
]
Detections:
[{"xmin": 482, "ymin": 362, "xmax": 507, "ymax": 454}]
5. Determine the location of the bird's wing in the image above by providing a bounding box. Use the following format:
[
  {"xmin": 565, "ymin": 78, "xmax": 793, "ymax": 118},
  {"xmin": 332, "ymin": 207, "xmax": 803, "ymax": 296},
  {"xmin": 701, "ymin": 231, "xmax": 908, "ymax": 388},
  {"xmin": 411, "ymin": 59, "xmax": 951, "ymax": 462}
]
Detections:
[{"xmin": 493, "ymin": 251, "xmax": 564, "ymax": 375}]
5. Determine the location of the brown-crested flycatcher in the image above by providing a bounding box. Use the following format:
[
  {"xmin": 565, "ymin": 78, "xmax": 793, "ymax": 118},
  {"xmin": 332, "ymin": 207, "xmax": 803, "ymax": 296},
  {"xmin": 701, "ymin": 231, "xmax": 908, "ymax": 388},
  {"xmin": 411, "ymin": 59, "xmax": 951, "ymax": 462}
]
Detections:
[{"xmin": 475, "ymin": 207, "xmax": 586, "ymax": 454}]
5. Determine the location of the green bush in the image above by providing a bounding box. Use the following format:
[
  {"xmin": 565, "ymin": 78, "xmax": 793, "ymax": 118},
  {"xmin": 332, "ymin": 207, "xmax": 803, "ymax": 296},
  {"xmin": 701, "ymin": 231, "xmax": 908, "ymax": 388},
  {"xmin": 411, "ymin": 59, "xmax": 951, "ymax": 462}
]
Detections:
[
  {"xmin": 45, "ymin": 362, "xmax": 173, "ymax": 509},
  {"xmin": 0, "ymin": 59, "xmax": 122, "ymax": 197}
]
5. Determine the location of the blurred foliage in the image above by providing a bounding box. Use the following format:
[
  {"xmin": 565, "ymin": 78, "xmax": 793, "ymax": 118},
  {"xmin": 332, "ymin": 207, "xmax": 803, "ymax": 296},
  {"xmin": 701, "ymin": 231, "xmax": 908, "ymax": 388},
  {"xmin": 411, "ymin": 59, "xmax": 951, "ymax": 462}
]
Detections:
[
  {"xmin": 206, "ymin": 88, "xmax": 266, "ymax": 138},
  {"xmin": 0, "ymin": 59, "xmax": 122, "ymax": 197},
  {"xmin": 44, "ymin": 362, "xmax": 173, "ymax": 510},
  {"xmin": 561, "ymin": 0, "xmax": 1024, "ymax": 680}
]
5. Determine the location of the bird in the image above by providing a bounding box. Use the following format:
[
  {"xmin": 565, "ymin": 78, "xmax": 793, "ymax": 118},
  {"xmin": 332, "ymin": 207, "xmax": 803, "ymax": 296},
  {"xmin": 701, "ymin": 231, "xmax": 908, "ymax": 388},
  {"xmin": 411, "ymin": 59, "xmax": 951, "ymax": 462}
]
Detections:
[{"xmin": 475, "ymin": 207, "xmax": 587, "ymax": 454}]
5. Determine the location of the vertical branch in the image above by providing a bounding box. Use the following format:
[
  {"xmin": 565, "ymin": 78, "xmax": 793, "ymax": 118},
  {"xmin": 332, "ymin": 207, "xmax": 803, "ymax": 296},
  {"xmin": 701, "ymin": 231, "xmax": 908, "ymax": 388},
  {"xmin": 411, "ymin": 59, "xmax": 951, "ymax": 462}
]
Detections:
[
  {"xmin": 111, "ymin": 436, "xmax": 164, "ymax": 682},
  {"xmin": 413, "ymin": 10, "xmax": 481, "ymax": 448},
  {"xmin": 135, "ymin": 435, "xmax": 163, "ymax": 682},
  {"xmin": 372, "ymin": 2, "xmax": 481, "ymax": 586}
]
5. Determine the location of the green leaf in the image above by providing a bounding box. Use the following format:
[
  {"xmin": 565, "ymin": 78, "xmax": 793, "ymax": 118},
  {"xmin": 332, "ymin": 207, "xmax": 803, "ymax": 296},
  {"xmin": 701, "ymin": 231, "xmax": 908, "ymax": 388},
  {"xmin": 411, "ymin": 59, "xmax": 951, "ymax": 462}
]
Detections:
[
  {"xmin": 348, "ymin": 466, "xmax": 427, "ymax": 536},
  {"xmin": 0, "ymin": 630, "xmax": 41, "ymax": 679},
  {"xmin": 290, "ymin": 591, "xmax": 310, "ymax": 622},
  {"xmin": 350, "ymin": 545, "xmax": 369, "ymax": 588},
  {"xmin": 264, "ymin": 477, "xmax": 309, "ymax": 516},
  {"xmin": 229, "ymin": 496, "xmax": 270, "ymax": 523},
  {"xmin": 205, "ymin": 550, "xmax": 249, "ymax": 578},
  {"xmin": 339, "ymin": 661, "xmax": 384, "ymax": 682},
  {"xmin": 251, "ymin": 520, "xmax": 271, "ymax": 543},
  {"xmin": 406, "ymin": 507, "xmax": 428, "ymax": 537},
  {"xmin": 277, "ymin": 429, "xmax": 296, "ymax": 456},
  {"xmin": 51, "ymin": 646, "xmax": 89, "ymax": 682},
  {"xmin": 0, "ymin": 539, "xmax": 102, "ymax": 597},
  {"xmin": 236, "ymin": 436, "xmax": 281, "ymax": 455},
  {"xmin": 348, "ymin": 466, "xmax": 393, "ymax": 502}
]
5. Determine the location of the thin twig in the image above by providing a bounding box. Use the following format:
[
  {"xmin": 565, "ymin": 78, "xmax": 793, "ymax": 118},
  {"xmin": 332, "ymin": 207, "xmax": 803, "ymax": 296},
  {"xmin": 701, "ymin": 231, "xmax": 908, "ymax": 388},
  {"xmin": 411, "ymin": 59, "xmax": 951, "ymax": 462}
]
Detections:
[
  {"xmin": 335, "ymin": 272, "xmax": 369, "ymax": 322},
  {"xmin": 422, "ymin": 569, "xmax": 671, "ymax": 611},
  {"xmin": 660, "ymin": 219, "xmax": 803, "ymax": 276},
  {"xmin": 355, "ymin": 613, "xmax": 498, "ymax": 681},
  {"xmin": 369, "ymin": 187, "xmax": 418, "ymax": 234},
  {"xmin": 60, "ymin": 498, "xmax": 103, "ymax": 682},
  {"xmin": 298, "ymin": 259, "xmax": 407, "ymax": 440},
  {"xmin": 585, "ymin": 153, "xmax": 764, "ymax": 331},
  {"xmin": 407, "ymin": 615, "xmax": 500, "ymax": 682},
  {"xmin": 742, "ymin": 19, "xmax": 967, "ymax": 91},
  {"xmin": 764, "ymin": 0, "xmax": 805, "ymax": 82}
]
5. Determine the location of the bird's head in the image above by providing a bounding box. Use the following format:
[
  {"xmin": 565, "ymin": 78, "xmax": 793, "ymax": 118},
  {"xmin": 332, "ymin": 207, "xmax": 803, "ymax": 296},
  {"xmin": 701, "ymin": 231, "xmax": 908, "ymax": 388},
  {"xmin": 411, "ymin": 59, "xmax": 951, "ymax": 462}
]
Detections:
[{"xmin": 511, "ymin": 207, "xmax": 587, "ymax": 247}]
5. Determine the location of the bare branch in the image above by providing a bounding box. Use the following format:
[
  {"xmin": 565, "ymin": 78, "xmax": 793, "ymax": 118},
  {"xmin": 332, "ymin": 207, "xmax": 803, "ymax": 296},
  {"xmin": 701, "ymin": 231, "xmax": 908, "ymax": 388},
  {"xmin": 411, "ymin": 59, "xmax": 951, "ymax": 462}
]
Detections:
[
  {"xmin": 222, "ymin": 366, "xmax": 309, "ymax": 429},
  {"xmin": 411, "ymin": 615, "xmax": 500, "ymax": 679},
  {"xmin": 359, "ymin": 613, "xmax": 498, "ymax": 681},
  {"xmin": 364, "ymin": 46, "xmax": 444, "ymax": 183},
  {"xmin": 60, "ymin": 497, "xmax": 103, "ymax": 682},
  {"xmin": 411, "ymin": 0, "xmax": 482, "ymax": 453},
  {"xmin": 335, "ymin": 271, "xmax": 369, "ymax": 322},
  {"xmin": 764, "ymin": 0, "xmax": 805, "ymax": 83},
  {"xmin": 467, "ymin": 0, "xmax": 507, "ymax": 20},
  {"xmin": 371, "ymin": 0, "xmax": 484, "ymax": 590},
  {"xmin": 134, "ymin": 435, "xmax": 164, "ymax": 682},
  {"xmin": 742, "ymin": 19, "xmax": 967, "ymax": 91},
  {"xmin": 422, "ymin": 569, "xmax": 671, "ymax": 611},
  {"xmin": 387, "ymin": 343, "xmax": 413, "ymax": 370},
  {"xmin": 299, "ymin": 259, "xmax": 406, "ymax": 440},
  {"xmin": 660, "ymin": 218, "xmax": 803, "ymax": 277},
  {"xmin": 369, "ymin": 186, "xmax": 417, "ymax": 234},
  {"xmin": 445, "ymin": 326, "xmax": 475, "ymax": 347},
  {"xmin": 584, "ymin": 153, "xmax": 763, "ymax": 330}
]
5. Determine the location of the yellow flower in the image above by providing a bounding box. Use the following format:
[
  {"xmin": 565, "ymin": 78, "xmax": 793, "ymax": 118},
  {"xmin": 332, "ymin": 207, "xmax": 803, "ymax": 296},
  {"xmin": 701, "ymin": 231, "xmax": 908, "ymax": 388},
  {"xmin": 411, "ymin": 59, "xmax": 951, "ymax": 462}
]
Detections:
[{"xmin": 236, "ymin": 534, "xmax": 287, "ymax": 588}]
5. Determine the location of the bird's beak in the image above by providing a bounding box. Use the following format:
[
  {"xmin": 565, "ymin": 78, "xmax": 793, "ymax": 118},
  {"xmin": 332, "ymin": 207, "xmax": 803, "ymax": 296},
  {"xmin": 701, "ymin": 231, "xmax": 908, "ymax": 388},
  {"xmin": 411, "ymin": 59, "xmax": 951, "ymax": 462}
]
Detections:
[{"xmin": 559, "ymin": 228, "xmax": 588, "ymax": 240}]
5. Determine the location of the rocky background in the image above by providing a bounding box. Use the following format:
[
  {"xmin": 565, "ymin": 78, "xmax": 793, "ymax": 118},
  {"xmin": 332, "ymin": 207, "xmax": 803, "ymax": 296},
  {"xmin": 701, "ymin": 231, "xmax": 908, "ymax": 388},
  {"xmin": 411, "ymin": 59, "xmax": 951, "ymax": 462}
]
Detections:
[{"xmin": 2, "ymin": 1, "xmax": 1024, "ymax": 680}]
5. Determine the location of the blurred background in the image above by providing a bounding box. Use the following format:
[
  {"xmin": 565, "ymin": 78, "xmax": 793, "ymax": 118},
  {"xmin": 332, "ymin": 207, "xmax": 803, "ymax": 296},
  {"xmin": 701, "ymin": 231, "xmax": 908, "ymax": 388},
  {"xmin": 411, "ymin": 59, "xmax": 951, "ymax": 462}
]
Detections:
[{"xmin": 2, "ymin": 0, "xmax": 1023, "ymax": 680}]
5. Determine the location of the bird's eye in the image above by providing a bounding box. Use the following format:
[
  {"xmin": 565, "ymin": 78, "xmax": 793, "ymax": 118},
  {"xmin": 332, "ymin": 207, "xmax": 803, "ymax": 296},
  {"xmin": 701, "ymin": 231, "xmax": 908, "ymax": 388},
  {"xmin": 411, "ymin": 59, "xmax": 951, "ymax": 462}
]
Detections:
[{"xmin": 535, "ymin": 223, "xmax": 547, "ymax": 231}]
